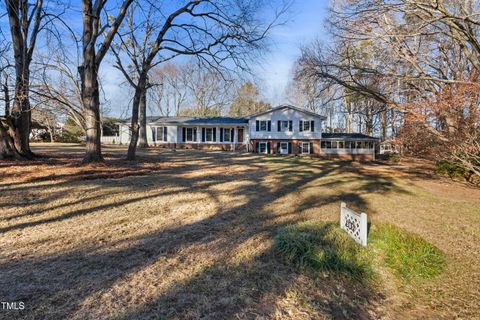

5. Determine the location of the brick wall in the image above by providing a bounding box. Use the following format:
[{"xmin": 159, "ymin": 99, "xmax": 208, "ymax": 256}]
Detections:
[{"xmin": 153, "ymin": 143, "xmax": 246, "ymax": 151}]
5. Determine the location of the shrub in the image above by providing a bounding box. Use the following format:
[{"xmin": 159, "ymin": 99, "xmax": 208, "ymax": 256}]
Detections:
[
  {"xmin": 369, "ymin": 224, "xmax": 446, "ymax": 281},
  {"xmin": 385, "ymin": 153, "xmax": 401, "ymax": 163},
  {"xmin": 434, "ymin": 160, "xmax": 466, "ymax": 178},
  {"xmin": 56, "ymin": 131, "xmax": 80, "ymax": 143},
  {"xmin": 274, "ymin": 221, "xmax": 374, "ymax": 282}
]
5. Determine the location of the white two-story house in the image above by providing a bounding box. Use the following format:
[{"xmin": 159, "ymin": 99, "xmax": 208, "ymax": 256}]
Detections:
[{"xmin": 118, "ymin": 104, "xmax": 378, "ymax": 160}]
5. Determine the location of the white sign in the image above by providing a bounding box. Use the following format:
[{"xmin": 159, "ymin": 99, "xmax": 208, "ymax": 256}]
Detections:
[{"xmin": 340, "ymin": 202, "xmax": 368, "ymax": 246}]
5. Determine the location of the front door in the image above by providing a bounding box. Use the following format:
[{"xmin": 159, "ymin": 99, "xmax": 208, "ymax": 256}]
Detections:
[
  {"xmin": 238, "ymin": 128, "xmax": 244, "ymax": 143},
  {"xmin": 279, "ymin": 142, "xmax": 289, "ymax": 155}
]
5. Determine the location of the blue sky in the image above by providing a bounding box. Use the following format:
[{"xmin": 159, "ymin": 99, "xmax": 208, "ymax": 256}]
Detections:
[
  {"xmin": 103, "ymin": 0, "xmax": 331, "ymax": 117},
  {"xmin": 255, "ymin": 0, "xmax": 330, "ymax": 106}
]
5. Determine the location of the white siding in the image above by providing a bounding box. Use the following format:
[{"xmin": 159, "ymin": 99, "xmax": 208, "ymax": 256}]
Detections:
[
  {"xmin": 118, "ymin": 124, "xmax": 178, "ymax": 144},
  {"xmin": 119, "ymin": 124, "xmax": 130, "ymax": 144},
  {"xmin": 248, "ymin": 108, "xmax": 323, "ymax": 140},
  {"xmin": 148, "ymin": 124, "xmax": 178, "ymax": 143}
]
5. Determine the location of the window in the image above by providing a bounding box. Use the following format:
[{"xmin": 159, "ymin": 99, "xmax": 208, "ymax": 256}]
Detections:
[
  {"xmin": 256, "ymin": 120, "xmax": 271, "ymax": 131},
  {"xmin": 260, "ymin": 121, "xmax": 267, "ymax": 131},
  {"xmin": 205, "ymin": 128, "xmax": 214, "ymax": 142},
  {"xmin": 303, "ymin": 121, "xmax": 310, "ymax": 131},
  {"xmin": 356, "ymin": 141, "xmax": 362, "ymax": 149},
  {"xmin": 279, "ymin": 142, "xmax": 289, "ymax": 154},
  {"xmin": 299, "ymin": 120, "xmax": 314, "ymax": 132},
  {"xmin": 258, "ymin": 142, "xmax": 268, "ymax": 154},
  {"xmin": 186, "ymin": 128, "xmax": 196, "ymax": 142},
  {"xmin": 223, "ymin": 128, "xmax": 231, "ymax": 142},
  {"xmin": 155, "ymin": 127, "xmax": 167, "ymax": 142},
  {"xmin": 278, "ymin": 120, "xmax": 291, "ymax": 131},
  {"xmin": 300, "ymin": 142, "xmax": 310, "ymax": 154},
  {"xmin": 338, "ymin": 141, "xmax": 345, "ymax": 149},
  {"xmin": 331, "ymin": 141, "xmax": 337, "ymax": 149}
]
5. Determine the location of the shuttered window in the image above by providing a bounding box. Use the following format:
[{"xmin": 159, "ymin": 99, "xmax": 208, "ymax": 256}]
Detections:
[
  {"xmin": 257, "ymin": 120, "xmax": 271, "ymax": 131},
  {"xmin": 299, "ymin": 120, "xmax": 314, "ymax": 132}
]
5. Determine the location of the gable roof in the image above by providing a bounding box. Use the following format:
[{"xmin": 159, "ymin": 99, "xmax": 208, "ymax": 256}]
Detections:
[
  {"xmin": 118, "ymin": 104, "xmax": 326, "ymax": 125},
  {"xmin": 321, "ymin": 133, "xmax": 379, "ymax": 140},
  {"xmin": 248, "ymin": 104, "xmax": 327, "ymax": 119}
]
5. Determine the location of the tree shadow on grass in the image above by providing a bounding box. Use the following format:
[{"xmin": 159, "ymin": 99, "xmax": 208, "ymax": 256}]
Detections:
[{"xmin": 0, "ymin": 150, "xmax": 399, "ymax": 319}]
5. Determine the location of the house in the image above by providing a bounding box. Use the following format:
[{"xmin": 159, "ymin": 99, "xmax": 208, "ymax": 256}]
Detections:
[{"xmin": 118, "ymin": 104, "xmax": 379, "ymax": 160}]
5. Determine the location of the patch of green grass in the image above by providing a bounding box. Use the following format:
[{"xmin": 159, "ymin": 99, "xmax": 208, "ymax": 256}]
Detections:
[
  {"xmin": 274, "ymin": 221, "xmax": 374, "ymax": 282},
  {"xmin": 369, "ymin": 223, "xmax": 447, "ymax": 281},
  {"xmin": 275, "ymin": 221, "xmax": 446, "ymax": 284}
]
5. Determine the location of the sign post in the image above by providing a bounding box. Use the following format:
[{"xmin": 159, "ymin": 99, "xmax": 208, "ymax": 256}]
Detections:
[{"xmin": 340, "ymin": 202, "xmax": 368, "ymax": 246}]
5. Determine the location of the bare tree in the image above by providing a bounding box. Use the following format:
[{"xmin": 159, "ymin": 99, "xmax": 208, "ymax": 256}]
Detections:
[
  {"xmin": 181, "ymin": 63, "xmax": 235, "ymax": 117},
  {"xmin": 79, "ymin": 0, "xmax": 134, "ymax": 163},
  {"xmin": 31, "ymin": 56, "xmax": 87, "ymax": 133},
  {"xmin": 111, "ymin": 0, "xmax": 289, "ymax": 160},
  {"xmin": 149, "ymin": 63, "xmax": 189, "ymax": 116},
  {"xmin": 2, "ymin": 0, "xmax": 46, "ymax": 158},
  {"xmin": 31, "ymin": 105, "xmax": 58, "ymax": 142},
  {"xmin": 295, "ymin": 0, "xmax": 480, "ymax": 181}
]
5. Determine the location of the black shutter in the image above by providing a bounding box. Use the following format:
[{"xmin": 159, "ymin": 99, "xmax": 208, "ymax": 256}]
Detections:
[
  {"xmin": 267, "ymin": 142, "xmax": 271, "ymax": 154},
  {"xmin": 311, "ymin": 120, "xmax": 314, "ymax": 132},
  {"xmin": 288, "ymin": 142, "xmax": 292, "ymax": 154},
  {"xmin": 277, "ymin": 120, "xmax": 281, "ymax": 131},
  {"xmin": 202, "ymin": 128, "xmax": 206, "ymax": 142},
  {"xmin": 267, "ymin": 120, "xmax": 271, "ymax": 132},
  {"xmin": 220, "ymin": 128, "xmax": 224, "ymax": 142},
  {"xmin": 213, "ymin": 128, "xmax": 216, "ymax": 141},
  {"xmin": 182, "ymin": 127, "xmax": 186, "ymax": 142},
  {"xmin": 231, "ymin": 128, "xmax": 234, "ymax": 142},
  {"xmin": 277, "ymin": 142, "xmax": 280, "ymax": 153},
  {"xmin": 289, "ymin": 121, "xmax": 292, "ymax": 131},
  {"xmin": 255, "ymin": 142, "xmax": 259, "ymax": 153},
  {"xmin": 152, "ymin": 128, "xmax": 156, "ymax": 142},
  {"xmin": 193, "ymin": 128, "xmax": 197, "ymax": 142},
  {"xmin": 299, "ymin": 120, "xmax": 303, "ymax": 132},
  {"xmin": 256, "ymin": 120, "xmax": 259, "ymax": 131},
  {"xmin": 163, "ymin": 127, "xmax": 167, "ymax": 142},
  {"xmin": 310, "ymin": 142, "xmax": 314, "ymax": 154}
]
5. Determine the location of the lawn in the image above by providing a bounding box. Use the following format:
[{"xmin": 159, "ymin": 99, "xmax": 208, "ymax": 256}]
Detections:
[{"xmin": 0, "ymin": 144, "xmax": 479, "ymax": 319}]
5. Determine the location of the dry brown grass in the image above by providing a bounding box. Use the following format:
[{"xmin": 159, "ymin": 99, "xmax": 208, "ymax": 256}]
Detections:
[{"xmin": 0, "ymin": 143, "xmax": 479, "ymax": 319}]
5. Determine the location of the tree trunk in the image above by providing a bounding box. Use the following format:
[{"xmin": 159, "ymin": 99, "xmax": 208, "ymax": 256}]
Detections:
[
  {"xmin": 138, "ymin": 89, "xmax": 148, "ymax": 148},
  {"xmin": 127, "ymin": 83, "xmax": 145, "ymax": 160},
  {"xmin": 346, "ymin": 102, "xmax": 353, "ymax": 133},
  {"xmin": 82, "ymin": 87, "xmax": 103, "ymax": 163},
  {"xmin": 11, "ymin": 70, "xmax": 33, "ymax": 158},
  {"xmin": 380, "ymin": 109, "xmax": 387, "ymax": 141},
  {"xmin": 3, "ymin": 82, "xmax": 10, "ymax": 116},
  {"xmin": 0, "ymin": 118, "xmax": 21, "ymax": 159},
  {"xmin": 48, "ymin": 126, "xmax": 54, "ymax": 143},
  {"xmin": 80, "ymin": 49, "xmax": 103, "ymax": 163},
  {"xmin": 390, "ymin": 109, "xmax": 396, "ymax": 136}
]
